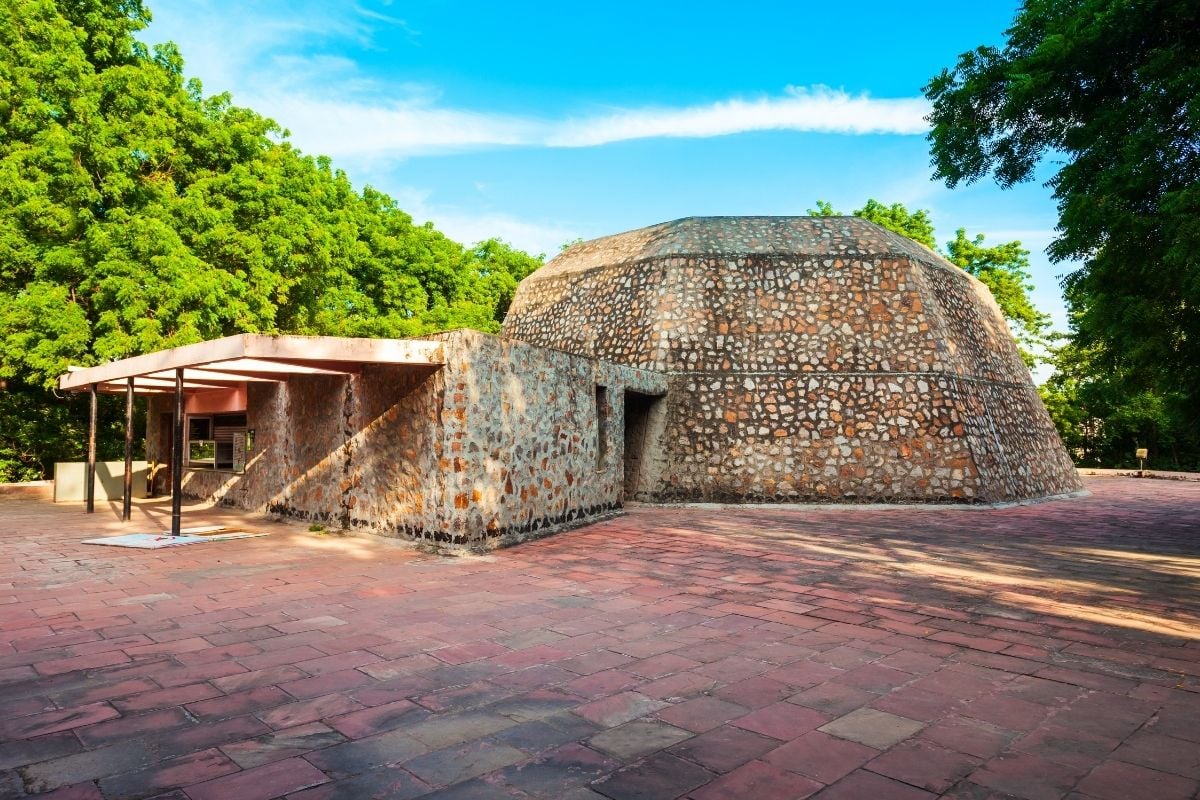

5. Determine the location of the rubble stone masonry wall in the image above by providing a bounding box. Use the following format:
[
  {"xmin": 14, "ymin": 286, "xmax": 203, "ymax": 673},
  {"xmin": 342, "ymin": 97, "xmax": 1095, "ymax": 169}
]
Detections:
[
  {"xmin": 503, "ymin": 216, "xmax": 1082, "ymax": 503},
  {"xmin": 150, "ymin": 330, "xmax": 663, "ymax": 547},
  {"xmin": 423, "ymin": 331, "xmax": 664, "ymax": 545}
]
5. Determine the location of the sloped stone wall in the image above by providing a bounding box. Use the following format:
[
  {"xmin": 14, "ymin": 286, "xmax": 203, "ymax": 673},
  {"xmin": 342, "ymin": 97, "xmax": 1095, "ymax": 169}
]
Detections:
[
  {"xmin": 503, "ymin": 263, "xmax": 668, "ymax": 370},
  {"xmin": 919, "ymin": 262, "xmax": 1030, "ymax": 384}
]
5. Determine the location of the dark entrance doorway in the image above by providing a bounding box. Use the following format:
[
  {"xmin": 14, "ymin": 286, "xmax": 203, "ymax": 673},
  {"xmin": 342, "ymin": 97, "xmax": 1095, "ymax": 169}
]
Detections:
[
  {"xmin": 154, "ymin": 412, "xmax": 173, "ymax": 497},
  {"xmin": 623, "ymin": 391, "xmax": 666, "ymax": 501}
]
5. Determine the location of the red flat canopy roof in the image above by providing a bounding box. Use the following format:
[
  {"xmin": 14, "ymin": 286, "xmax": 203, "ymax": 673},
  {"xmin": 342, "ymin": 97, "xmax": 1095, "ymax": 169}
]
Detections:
[{"xmin": 58, "ymin": 334, "xmax": 444, "ymax": 394}]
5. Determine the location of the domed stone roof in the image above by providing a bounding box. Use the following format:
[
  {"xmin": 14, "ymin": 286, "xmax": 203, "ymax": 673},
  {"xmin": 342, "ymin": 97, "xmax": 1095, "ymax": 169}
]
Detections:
[
  {"xmin": 535, "ymin": 216, "xmax": 954, "ymax": 278},
  {"xmin": 503, "ymin": 216, "xmax": 1082, "ymax": 505}
]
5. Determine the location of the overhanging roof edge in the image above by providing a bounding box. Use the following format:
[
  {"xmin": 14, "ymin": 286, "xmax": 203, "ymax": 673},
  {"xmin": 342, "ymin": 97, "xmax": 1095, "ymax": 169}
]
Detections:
[{"xmin": 58, "ymin": 334, "xmax": 445, "ymax": 391}]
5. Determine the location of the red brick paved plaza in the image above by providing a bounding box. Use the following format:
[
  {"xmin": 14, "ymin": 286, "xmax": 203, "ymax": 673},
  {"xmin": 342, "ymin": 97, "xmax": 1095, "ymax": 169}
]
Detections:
[{"xmin": 1, "ymin": 477, "xmax": 1197, "ymax": 800}]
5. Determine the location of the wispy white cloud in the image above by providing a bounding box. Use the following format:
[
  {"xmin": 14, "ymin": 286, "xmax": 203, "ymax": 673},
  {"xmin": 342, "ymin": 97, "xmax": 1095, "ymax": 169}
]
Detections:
[
  {"xmin": 250, "ymin": 95, "xmax": 541, "ymax": 158},
  {"xmin": 245, "ymin": 85, "xmax": 930, "ymax": 163},
  {"xmin": 351, "ymin": 3, "xmax": 419, "ymax": 40},
  {"xmin": 548, "ymin": 86, "xmax": 929, "ymax": 147}
]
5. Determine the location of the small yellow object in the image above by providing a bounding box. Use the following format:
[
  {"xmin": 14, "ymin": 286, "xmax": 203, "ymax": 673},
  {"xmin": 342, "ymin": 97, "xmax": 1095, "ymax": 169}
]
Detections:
[{"xmin": 1135, "ymin": 448, "xmax": 1148, "ymax": 459}]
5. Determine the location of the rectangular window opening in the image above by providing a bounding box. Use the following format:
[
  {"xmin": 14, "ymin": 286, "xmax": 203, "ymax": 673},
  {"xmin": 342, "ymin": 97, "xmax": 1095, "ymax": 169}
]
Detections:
[{"xmin": 185, "ymin": 412, "xmax": 249, "ymax": 472}]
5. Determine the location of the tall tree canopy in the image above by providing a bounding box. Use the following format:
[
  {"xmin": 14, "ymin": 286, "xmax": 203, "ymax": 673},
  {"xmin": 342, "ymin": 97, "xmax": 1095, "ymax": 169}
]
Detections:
[
  {"xmin": 0, "ymin": 0, "xmax": 541, "ymax": 480},
  {"xmin": 809, "ymin": 199, "xmax": 1050, "ymax": 365},
  {"xmin": 924, "ymin": 0, "xmax": 1200, "ymax": 468}
]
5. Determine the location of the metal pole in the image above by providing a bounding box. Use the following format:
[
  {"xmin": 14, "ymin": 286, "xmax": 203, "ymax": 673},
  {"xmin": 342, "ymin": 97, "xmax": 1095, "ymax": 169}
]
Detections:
[
  {"xmin": 86, "ymin": 384, "xmax": 97, "ymax": 514},
  {"xmin": 123, "ymin": 377, "xmax": 134, "ymax": 522},
  {"xmin": 171, "ymin": 368, "xmax": 184, "ymax": 536}
]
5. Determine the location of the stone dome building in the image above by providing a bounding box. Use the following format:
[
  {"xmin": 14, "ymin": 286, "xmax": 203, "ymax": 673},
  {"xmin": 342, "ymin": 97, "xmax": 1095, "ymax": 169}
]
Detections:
[{"xmin": 503, "ymin": 216, "xmax": 1082, "ymax": 504}]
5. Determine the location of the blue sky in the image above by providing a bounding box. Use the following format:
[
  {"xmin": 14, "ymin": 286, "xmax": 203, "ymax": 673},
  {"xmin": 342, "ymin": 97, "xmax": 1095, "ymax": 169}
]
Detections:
[{"xmin": 143, "ymin": 1, "xmax": 1074, "ymax": 352}]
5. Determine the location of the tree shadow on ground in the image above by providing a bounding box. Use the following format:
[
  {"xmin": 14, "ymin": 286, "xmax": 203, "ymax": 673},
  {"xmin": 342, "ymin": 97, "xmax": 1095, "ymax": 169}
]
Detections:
[{"xmin": 516, "ymin": 478, "xmax": 1199, "ymax": 680}]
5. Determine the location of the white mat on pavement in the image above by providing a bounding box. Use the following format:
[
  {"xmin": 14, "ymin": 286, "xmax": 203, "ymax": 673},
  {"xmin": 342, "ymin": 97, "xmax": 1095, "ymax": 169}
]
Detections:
[{"xmin": 82, "ymin": 531, "xmax": 266, "ymax": 548}]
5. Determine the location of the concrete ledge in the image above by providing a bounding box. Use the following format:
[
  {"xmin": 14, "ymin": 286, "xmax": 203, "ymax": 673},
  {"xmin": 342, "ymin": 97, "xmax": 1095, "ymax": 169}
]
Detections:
[
  {"xmin": 0, "ymin": 480, "xmax": 54, "ymax": 499},
  {"xmin": 53, "ymin": 462, "xmax": 148, "ymax": 502},
  {"xmin": 1078, "ymin": 468, "xmax": 1200, "ymax": 482}
]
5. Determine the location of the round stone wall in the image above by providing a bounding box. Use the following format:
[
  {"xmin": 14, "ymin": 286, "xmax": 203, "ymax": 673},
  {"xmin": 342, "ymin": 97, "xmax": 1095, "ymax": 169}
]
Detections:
[{"xmin": 503, "ymin": 216, "xmax": 1081, "ymax": 504}]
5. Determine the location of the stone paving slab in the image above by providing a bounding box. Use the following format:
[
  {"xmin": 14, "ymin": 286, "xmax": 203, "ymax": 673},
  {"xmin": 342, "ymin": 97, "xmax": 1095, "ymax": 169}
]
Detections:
[{"xmin": 0, "ymin": 477, "xmax": 1197, "ymax": 799}]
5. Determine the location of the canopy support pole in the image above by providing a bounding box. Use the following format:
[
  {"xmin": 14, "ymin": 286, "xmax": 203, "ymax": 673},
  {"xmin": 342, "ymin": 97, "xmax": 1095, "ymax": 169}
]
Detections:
[
  {"xmin": 86, "ymin": 384, "xmax": 97, "ymax": 514},
  {"xmin": 122, "ymin": 377, "xmax": 134, "ymax": 522},
  {"xmin": 171, "ymin": 369, "xmax": 184, "ymax": 536}
]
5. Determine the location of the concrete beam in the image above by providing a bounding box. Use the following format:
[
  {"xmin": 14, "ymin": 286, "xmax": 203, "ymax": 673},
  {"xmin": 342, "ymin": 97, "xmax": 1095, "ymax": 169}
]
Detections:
[{"xmin": 59, "ymin": 334, "xmax": 444, "ymax": 391}]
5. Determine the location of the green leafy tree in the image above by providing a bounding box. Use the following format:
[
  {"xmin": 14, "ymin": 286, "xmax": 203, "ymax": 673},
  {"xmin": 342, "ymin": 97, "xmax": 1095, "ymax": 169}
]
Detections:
[
  {"xmin": 1040, "ymin": 338, "xmax": 1198, "ymax": 469},
  {"xmin": 808, "ymin": 199, "xmax": 935, "ymax": 250},
  {"xmin": 853, "ymin": 200, "xmax": 938, "ymax": 251},
  {"xmin": 0, "ymin": 0, "xmax": 542, "ymax": 480},
  {"xmin": 924, "ymin": 0, "xmax": 1200, "ymax": 468},
  {"xmin": 808, "ymin": 199, "xmax": 1048, "ymax": 364},
  {"xmin": 807, "ymin": 200, "xmax": 838, "ymax": 217},
  {"xmin": 465, "ymin": 239, "xmax": 543, "ymax": 327},
  {"xmin": 0, "ymin": 380, "xmax": 142, "ymax": 481}
]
